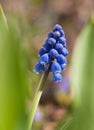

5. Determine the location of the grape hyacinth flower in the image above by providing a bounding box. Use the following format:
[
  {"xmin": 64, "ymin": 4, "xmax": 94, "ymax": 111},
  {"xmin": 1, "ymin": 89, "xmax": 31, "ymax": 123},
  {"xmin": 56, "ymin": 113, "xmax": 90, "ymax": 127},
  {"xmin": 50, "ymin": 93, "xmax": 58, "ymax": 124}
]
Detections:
[
  {"xmin": 34, "ymin": 24, "xmax": 68, "ymax": 82},
  {"xmin": 29, "ymin": 24, "xmax": 68, "ymax": 130}
]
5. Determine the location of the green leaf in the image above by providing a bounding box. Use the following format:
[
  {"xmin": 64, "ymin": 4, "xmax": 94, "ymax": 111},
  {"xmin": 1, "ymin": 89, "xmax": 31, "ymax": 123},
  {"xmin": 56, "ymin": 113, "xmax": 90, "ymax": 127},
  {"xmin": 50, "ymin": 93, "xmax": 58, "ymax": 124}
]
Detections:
[
  {"xmin": 0, "ymin": 5, "xmax": 7, "ymax": 28},
  {"xmin": 63, "ymin": 18, "xmax": 94, "ymax": 130},
  {"xmin": 0, "ymin": 7, "xmax": 28, "ymax": 130}
]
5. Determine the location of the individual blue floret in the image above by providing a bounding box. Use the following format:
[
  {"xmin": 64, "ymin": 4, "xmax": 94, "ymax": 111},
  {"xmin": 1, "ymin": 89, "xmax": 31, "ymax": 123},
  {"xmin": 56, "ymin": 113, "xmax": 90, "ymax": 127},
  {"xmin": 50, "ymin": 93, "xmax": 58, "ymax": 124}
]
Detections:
[
  {"xmin": 57, "ymin": 54, "xmax": 67, "ymax": 65},
  {"xmin": 38, "ymin": 47, "xmax": 47, "ymax": 57},
  {"xmin": 59, "ymin": 37, "xmax": 66, "ymax": 47},
  {"xmin": 50, "ymin": 61, "xmax": 61, "ymax": 73},
  {"xmin": 48, "ymin": 32, "xmax": 54, "ymax": 38},
  {"xmin": 49, "ymin": 49, "xmax": 59, "ymax": 59},
  {"xmin": 61, "ymin": 64, "xmax": 67, "ymax": 70},
  {"xmin": 38, "ymin": 53, "xmax": 49, "ymax": 65},
  {"xmin": 54, "ymin": 31, "xmax": 61, "ymax": 39},
  {"xmin": 48, "ymin": 38, "xmax": 56, "ymax": 46},
  {"xmin": 53, "ymin": 24, "xmax": 62, "ymax": 31},
  {"xmin": 55, "ymin": 43, "xmax": 63, "ymax": 53},
  {"xmin": 52, "ymin": 73, "xmax": 62, "ymax": 82},
  {"xmin": 43, "ymin": 40, "xmax": 52, "ymax": 51},
  {"xmin": 62, "ymin": 47, "xmax": 69, "ymax": 56},
  {"xmin": 34, "ymin": 63, "xmax": 45, "ymax": 74},
  {"xmin": 59, "ymin": 29, "xmax": 65, "ymax": 36}
]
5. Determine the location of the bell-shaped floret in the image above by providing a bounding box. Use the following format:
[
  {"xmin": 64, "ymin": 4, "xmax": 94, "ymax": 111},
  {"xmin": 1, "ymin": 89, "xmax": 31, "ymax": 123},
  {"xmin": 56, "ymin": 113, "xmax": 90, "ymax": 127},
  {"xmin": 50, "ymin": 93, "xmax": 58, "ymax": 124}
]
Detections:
[
  {"xmin": 48, "ymin": 38, "xmax": 56, "ymax": 46},
  {"xmin": 48, "ymin": 32, "xmax": 54, "ymax": 38},
  {"xmin": 49, "ymin": 49, "xmax": 59, "ymax": 59},
  {"xmin": 55, "ymin": 43, "xmax": 63, "ymax": 53},
  {"xmin": 34, "ymin": 63, "xmax": 45, "ymax": 74},
  {"xmin": 61, "ymin": 64, "xmax": 67, "ymax": 70},
  {"xmin": 59, "ymin": 37, "xmax": 66, "ymax": 47},
  {"xmin": 52, "ymin": 73, "xmax": 62, "ymax": 82},
  {"xmin": 43, "ymin": 40, "xmax": 52, "ymax": 51},
  {"xmin": 38, "ymin": 47, "xmax": 47, "ymax": 57},
  {"xmin": 62, "ymin": 47, "xmax": 69, "ymax": 56},
  {"xmin": 50, "ymin": 61, "xmax": 61, "ymax": 73},
  {"xmin": 54, "ymin": 31, "xmax": 61, "ymax": 39},
  {"xmin": 38, "ymin": 53, "xmax": 49, "ymax": 65},
  {"xmin": 57, "ymin": 54, "xmax": 67, "ymax": 65},
  {"xmin": 53, "ymin": 24, "xmax": 62, "ymax": 31}
]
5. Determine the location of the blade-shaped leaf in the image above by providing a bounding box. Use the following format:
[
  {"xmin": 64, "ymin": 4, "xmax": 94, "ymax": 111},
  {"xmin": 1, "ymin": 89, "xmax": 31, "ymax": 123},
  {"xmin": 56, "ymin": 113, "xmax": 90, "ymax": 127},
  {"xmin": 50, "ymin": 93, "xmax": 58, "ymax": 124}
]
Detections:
[
  {"xmin": 64, "ymin": 19, "xmax": 94, "ymax": 130},
  {"xmin": 0, "ymin": 7, "xmax": 28, "ymax": 130}
]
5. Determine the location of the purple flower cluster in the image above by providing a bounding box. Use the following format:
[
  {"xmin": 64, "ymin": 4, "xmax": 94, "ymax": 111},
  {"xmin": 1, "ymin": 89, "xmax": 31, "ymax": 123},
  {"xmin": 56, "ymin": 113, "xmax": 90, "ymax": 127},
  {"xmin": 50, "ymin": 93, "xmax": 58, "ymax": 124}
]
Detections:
[{"xmin": 34, "ymin": 24, "xmax": 68, "ymax": 82}]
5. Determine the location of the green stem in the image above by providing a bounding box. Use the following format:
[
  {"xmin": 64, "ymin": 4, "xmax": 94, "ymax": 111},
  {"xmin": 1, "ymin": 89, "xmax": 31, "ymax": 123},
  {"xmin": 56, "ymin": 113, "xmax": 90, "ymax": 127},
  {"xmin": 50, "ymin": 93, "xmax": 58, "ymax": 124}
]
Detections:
[
  {"xmin": 28, "ymin": 90, "xmax": 42, "ymax": 130},
  {"xmin": 28, "ymin": 66, "xmax": 50, "ymax": 130}
]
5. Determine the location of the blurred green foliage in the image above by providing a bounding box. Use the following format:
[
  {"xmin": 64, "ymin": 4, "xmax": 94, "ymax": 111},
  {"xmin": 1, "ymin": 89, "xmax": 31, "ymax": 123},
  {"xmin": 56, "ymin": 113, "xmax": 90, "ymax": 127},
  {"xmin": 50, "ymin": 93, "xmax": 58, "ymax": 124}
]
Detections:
[
  {"xmin": 0, "ymin": 6, "xmax": 41, "ymax": 130},
  {"xmin": 56, "ymin": 18, "xmax": 94, "ymax": 130},
  {"xmin": 0, "ymin": 7, "xmax": 28, "ymax": 130},
  {"xmin": 0, "ymin": 2, "xmax": 94, "ymax": 129}
]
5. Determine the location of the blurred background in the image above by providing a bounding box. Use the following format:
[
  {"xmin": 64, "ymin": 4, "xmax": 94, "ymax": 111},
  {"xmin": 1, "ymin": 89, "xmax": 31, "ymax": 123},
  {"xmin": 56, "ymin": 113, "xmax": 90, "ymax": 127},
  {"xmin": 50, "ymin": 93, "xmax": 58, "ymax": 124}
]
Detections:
[{"xmin": 0, "ymin": 0, "xmax": 94, "ymax": 129}]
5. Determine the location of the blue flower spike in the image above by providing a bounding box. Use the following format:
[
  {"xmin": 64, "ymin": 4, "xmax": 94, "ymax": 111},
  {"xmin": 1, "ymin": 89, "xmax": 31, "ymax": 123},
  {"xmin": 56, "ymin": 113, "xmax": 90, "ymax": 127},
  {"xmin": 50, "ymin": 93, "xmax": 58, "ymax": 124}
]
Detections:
[{"xmin": 34, "ymin": 24, "xmax": 68, "ymax": 82}]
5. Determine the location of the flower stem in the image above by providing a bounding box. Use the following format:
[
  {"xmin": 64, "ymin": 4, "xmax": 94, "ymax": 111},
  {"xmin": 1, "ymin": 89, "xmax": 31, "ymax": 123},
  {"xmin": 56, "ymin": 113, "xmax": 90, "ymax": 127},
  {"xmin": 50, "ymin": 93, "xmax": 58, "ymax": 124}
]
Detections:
[
  {"xmin": 28, "ymin": 66, "xmax": 50, "ymax": 130},
  {"xmin": 28, "ymin": 90, "xmax": 42, "ymax": 130}
]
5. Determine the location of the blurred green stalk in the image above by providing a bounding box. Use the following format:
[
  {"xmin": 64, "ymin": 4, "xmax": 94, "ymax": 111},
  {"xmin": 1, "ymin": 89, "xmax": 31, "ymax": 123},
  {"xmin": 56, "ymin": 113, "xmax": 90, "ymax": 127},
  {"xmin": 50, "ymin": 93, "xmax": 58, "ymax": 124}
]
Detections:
[
  {"xmin": 0, "ymin": 6, "xmax": 28, "ymax": 130},
  {"xmin": 28, "ymin": 67, "xmax": 50, "ymax": 130},
  {"xmin": 64, "ymin": 18, "xmax": 94, "ymax": 130}
]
